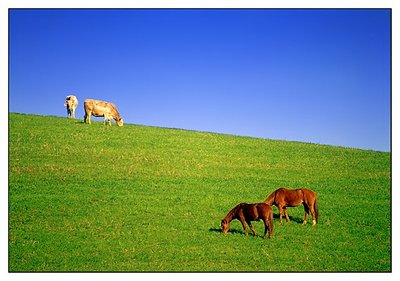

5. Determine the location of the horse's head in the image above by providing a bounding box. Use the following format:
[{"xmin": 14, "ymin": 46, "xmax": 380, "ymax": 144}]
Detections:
[{"xmin": 221, "ymin": 219, "xmax": 230, "ymax": 234}]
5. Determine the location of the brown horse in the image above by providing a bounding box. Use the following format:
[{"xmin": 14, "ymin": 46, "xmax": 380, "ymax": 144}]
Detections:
[
  {"xmin": 264, "ymin": 188, "xmax": 318, "ymax": 226},
  {"xmin": 221, "ymin": 203, "xmax": 273, "ymax": 238}
]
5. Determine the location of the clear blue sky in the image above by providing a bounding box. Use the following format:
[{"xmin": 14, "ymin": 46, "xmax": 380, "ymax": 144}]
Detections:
[{"xmin": 9, "ymin": 9, "xmax": 391, "ymax": 151}]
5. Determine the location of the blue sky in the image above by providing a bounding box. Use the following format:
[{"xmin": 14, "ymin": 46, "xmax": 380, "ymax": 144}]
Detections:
[{"xmin": 9, "ymin": 9, "xmax": 391, "ymax": 151}]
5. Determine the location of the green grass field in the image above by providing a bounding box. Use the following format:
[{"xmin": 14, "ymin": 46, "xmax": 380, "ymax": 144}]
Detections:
[{"xmin": 9, "ymin": 113, "xmax": 391, "ymax": 272}]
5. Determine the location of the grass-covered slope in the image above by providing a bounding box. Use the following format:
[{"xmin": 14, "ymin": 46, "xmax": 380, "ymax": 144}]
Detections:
[{"xmin": 9, "ymin": 113, "xmax": 391, "ymax": 271}]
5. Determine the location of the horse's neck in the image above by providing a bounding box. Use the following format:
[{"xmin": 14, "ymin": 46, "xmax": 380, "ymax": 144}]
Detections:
[
  {"xmin": 264, "ymin": 191, "xmax": 276, "ymax": 205},
  {"xmin": 223, "ymin": 207, "xmax": 238, "ymax": 223},
  {"xmin": 223, "ymin": 213, "xmax": 234, "ymax": 224}
]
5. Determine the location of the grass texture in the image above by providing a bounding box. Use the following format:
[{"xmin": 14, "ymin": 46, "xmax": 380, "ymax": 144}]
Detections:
[{"xmin": 9, "ymin": 113, "xmax": 391, "ymax": 272}]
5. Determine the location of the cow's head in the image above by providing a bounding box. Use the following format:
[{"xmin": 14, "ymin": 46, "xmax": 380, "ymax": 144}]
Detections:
[
  {"xmin": 116, "ymin": 118, "xmax": 124, "ymax": 127},
  {"xmin": 64, "ymin": 97, "xmax": 73, "ymax": 109}
]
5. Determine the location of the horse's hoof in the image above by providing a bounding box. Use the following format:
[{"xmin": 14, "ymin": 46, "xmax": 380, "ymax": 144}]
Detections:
[{"xmin": 303, "ymin": 221, "xmax": 307, "ymax": 225}]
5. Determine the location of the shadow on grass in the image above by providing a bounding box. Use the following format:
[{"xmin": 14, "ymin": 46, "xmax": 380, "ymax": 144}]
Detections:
[
  {"xmin": 63, "ymin": 118, "xmax": 86, "ymax": 125},
  {"xmin": 75, "ymin": 120, "xmax": 85, "ymax": 125},
  {"xmin": 209, "ymin": 227, "xmax": 245, "ymax": 235},
  {"xmin": 69, "ymin": 119, "xmax": 109, "ymax": 126},
  {"xmin": 272, "ymin": 213, "xmax": 304, "ymax": 224},
  {"xmin": 210, "ymin": 213, "xmax": 306, "ymax": 236}
]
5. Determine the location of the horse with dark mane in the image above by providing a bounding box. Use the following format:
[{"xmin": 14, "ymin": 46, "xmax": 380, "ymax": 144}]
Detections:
[
  {"xmin": 264, "ymin": 188, "xmax": 318, "ymax": 226},
  {"xmin": 221, "ymin": 203, "xmax": 273, "ymax": 238}
]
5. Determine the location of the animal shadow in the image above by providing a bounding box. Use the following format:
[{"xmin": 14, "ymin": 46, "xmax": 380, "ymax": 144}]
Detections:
[
  {"xmin": 209, "ymin": 227, "xmax": 244, "ymax": 235},
  {"xmin": 209, "ymin": 227, "xmax": 222, "ymax": 233},
  {"xmin": 272, "ymin": 213, "xmax": 304, "ymax": 224}
]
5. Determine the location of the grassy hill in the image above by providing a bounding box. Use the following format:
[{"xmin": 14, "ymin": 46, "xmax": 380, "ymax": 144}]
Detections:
[{"xmin": 8, "ymin": 113, "xmax": 391, "ymax": 271}]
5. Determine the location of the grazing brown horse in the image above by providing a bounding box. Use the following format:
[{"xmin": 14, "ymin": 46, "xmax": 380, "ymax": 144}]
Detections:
[
  {"xmin": 221, "ymin": 203, "xmax": 273, "ymax": 238},
  {"xmin": 264, "ymin": 188, "xmax": 319, "ymax": 226}
]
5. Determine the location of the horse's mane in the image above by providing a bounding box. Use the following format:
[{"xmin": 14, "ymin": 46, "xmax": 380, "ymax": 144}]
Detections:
[
  {"xmin": 223, "ymin": 203, "xmax": 245, "ymax": 223},
  {"xmin": 264, "ymin": 190, "xmax": 276, "ymax": 205}
]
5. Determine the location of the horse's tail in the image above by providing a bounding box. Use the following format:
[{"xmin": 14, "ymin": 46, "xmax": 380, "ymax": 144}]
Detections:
[{"xmin": 314, "ymin": 194, "xmax": 319, "ymax": 223}]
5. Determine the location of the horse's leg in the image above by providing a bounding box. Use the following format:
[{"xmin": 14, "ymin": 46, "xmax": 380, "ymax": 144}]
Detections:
[
  {"xmin": 303, "ymin": 211, "xmax": 309, "ymax": 225},
  {"xmin": 303, "ymin": 204, "xmax": 310, "ymax": 225},
  {"xmin": 309, "ymin": 203, "xmax": 317, "ymax": 226},
  {"xmin": 247, "ymin": 221, "xmax": 257, "ymax": 237},
  {"xmin": 239, "ymin": 216, "xmax": 248, "ymax": 237},
  {"xmin": 262, "ymin": 219, "xmax": 268, "ymax": 239},
  {"xmin": 268, "ymin": 213, "xmax": 274, "ymax": 239},
  {"xmin": 278, "ymin": 206, "xmax": 284, "ymax": 225},
  {"xmin": 283, "ymin": 207, "xmax": 290, "ymax": 222}
]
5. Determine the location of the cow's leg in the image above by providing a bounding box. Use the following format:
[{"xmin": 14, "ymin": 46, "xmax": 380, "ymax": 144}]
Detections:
[
  {"xmin": 104, "ymin": 115, "xmax": 112, "ymax": 126},
  {"xmin": 71, "ymin": 109, "xmax": 75, "ymax": 119},
  {"xmin": 87, "ymin": 112, "xmax": 92, "ymax": 124}
]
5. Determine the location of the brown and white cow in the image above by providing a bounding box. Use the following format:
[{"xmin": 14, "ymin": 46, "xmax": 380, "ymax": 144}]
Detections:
[
  {"xmin": 64, "ymin": 95, "xmax": 78, "ymax": 119},
  {"xmin": 84, "ymin": 99, "xmax": 123, "ymax": 126}
]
